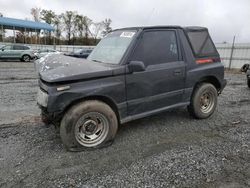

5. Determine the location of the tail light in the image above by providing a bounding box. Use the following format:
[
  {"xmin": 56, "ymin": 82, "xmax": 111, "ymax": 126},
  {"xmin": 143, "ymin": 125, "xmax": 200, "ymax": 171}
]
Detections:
[{"xmin": 196, "ymin": 58, "xmax": 221, "ymax": 64}]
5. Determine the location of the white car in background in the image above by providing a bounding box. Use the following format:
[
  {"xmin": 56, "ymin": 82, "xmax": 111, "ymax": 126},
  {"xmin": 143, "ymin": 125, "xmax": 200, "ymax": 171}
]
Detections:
[{"xmin": 35, "ymin": 49, "xmax": 61, "ymax": 59}]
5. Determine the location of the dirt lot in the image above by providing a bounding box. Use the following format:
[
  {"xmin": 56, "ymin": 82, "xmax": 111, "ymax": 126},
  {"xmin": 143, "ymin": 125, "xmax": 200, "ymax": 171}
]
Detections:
[{"xmin": 0, "ymin": 61, "xmax": 249, "ymax": 188}]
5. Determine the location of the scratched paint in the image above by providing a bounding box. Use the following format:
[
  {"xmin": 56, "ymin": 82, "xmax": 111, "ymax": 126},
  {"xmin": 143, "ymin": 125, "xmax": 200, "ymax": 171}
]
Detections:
[{"xmin": 35, "ymin": 54, "xmax": 117, "ymax": 83}]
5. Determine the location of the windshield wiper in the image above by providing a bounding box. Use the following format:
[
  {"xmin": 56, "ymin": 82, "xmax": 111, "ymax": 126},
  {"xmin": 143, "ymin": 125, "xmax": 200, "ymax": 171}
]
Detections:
[{"xmin": 92, "ymin": 59, "xmax": 104, "ymax": 63}]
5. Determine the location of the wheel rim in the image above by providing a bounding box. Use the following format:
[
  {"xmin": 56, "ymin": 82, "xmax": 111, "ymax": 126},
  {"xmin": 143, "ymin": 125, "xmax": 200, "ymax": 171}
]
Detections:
[
  {"xmin": 74, "ymin": 112, "xmax": 109, "ymax": 147},
  {"xmin": 23, "ymin": 56, "xmax": 30, "ymax": 62},
  {"xmin": 200, "ymin": 90, "xmax": 215, "ymax": 114}
]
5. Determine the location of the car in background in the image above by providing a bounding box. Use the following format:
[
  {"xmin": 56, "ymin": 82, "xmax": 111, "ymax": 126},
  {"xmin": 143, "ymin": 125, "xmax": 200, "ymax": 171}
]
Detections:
[
  {"xmin": 35, "ymin": 49, "xmax": 61, "ymax": 59},
  {"xmin": 64, "ymin": 49, "xmax": 93, "ymax": 58},
  {"xmin": 0, "ymin": 44, "xmax": 35, "ymax": 62},
  {"xmin": 241, "ymin": 64, "xmax": 250, "ymax": 88}
]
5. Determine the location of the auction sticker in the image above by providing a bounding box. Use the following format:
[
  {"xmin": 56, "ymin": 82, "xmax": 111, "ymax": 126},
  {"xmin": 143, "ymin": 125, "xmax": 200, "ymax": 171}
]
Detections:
[{"xmin": 120, "ymin": 32, "xmax": 135, "ymax": 38}]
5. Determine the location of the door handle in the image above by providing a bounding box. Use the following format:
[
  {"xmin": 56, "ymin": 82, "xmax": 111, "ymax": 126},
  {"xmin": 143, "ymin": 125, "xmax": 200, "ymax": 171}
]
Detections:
[{"xmin": 174, "ymin": 69, "xmax": 182, "ymax": 75}]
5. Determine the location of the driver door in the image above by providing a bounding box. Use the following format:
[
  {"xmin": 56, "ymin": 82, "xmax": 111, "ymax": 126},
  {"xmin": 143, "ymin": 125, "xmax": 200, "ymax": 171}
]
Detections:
[{"xmin": 125, "ymin": 29, "xmax": 186, "ymax": 116}]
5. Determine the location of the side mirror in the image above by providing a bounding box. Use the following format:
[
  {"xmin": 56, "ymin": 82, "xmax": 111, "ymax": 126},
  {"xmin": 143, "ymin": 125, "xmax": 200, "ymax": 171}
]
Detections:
[
  {"xmin": 128, "ymin": 61, "xmax": 145, "ymax": 73},
  {"xmin": 241, "ymin": 64, "xmax": 250, "ymax": 73},
  {"xmin": 1, "ymin": 48, "xmax": 4, "ymax": 51}
]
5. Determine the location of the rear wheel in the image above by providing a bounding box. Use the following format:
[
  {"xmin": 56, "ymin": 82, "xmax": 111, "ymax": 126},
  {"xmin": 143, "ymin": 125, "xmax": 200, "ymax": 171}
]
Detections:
[
  {"xmin": 188, "ymin": 83, "xmax": 218, "ymax": 119},
  {"xmin": 247, "ymin": 78, "xmax": 250, "ymax": 88},
  {"xmin": 60, "ymin": 100, "xmax": 118, "ymax": 151},
  {"xmin": 22, "ymin": 55, "xmax": 31, "ymax": 62}
]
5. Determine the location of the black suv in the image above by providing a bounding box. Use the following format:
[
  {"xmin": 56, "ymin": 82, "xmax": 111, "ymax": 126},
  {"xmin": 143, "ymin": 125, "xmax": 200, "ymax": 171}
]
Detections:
[{"xmin": 37, "ymin": 26, "xmax": 226, "ymax": 151}]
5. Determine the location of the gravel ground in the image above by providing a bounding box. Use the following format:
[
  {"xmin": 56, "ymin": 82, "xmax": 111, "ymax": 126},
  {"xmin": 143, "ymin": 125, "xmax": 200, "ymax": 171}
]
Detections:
[{"xmin": 0, "ymin": 61, "xmax": 249, "ymax": 188}]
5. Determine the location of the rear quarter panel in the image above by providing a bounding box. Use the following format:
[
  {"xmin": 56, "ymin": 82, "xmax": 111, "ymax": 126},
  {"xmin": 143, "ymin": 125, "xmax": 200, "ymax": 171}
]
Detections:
[{"xmin": 178, "ymin": 29, "xmax": 225, "ymax": 102}]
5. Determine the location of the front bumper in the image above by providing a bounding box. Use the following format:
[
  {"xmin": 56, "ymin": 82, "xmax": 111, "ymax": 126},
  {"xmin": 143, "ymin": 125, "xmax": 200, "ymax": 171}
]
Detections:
[
  {"xmin": 39, "ymin": 105, "xmax": 63, "ymax": 125},
  {"xmin": 37, "ymin": 88, "xmax": 62, "ymax": 125}
]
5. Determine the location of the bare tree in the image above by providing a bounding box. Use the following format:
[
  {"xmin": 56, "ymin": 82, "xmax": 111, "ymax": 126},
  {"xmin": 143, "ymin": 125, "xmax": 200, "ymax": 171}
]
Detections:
[
  {"xmin": 61, "ymin": 11, "xmax": 77, "ymax": 45},
  {"xmin": 40, "ymin": 9, "xmax": 56, "ymax": 24},
  {"xmin": 40, "ymin": 9, "xmax": 57, "ymax": 44},
  {"xmin": 82, "ymin": 16, "xmax": 92, "ymax": 44},
  {"xmin": 73, "ymin": 14, "xmax": 92, "ymax": 44},
  {"xmin": 90, "ymin": 22, "xmax": 104, "ymax": 43},
  {"xmin": 102, "ymin": 18, "xmax": 112, "ymax": 36},
  {"xmin": 53, "ymin": 15, "xmax": 62, "ymax": 44},
  {"xmin": 30, "ymin": 7, "xmax": 41, "ymax": 22},
  {"xmin": 75, "ymin": 14, "xmax": 84, "ymax": 38}
]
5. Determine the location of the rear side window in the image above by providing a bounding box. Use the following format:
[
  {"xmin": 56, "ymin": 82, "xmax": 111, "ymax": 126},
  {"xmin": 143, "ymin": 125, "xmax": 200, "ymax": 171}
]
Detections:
[
  {"xmin": 131, "ymin": 30, "xmax": 179, "ymax": 66},
  {"xmin": 23, "ymin": 46, "xmax": 30, "ymax": 50},
  {"xmin": 186, "ymin": 30, "xmax": 217, "ymax": 57},
  {"xmin": 13, "ymin": 45, "xmax": 24, "ymax": 50}
]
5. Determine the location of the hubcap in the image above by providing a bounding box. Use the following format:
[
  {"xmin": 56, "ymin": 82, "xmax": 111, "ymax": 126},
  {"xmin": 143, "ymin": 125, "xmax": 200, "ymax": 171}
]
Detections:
[
  {"xmin": 24, "ymin": 56, "xmax": 29, "ymax": 62},
  {"xmin": 74, "ymin": 112, "xmax": 109, "ymax": 147},
  {"xmin": 200, "ymin": 91, "xmax": 214, "ymax": 113}
]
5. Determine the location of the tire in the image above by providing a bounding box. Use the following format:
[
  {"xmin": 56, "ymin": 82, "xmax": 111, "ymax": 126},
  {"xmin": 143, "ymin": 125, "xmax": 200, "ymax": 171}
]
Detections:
[
  {"xmin": 247, "ymin": 78, "xmax": 250, "ymax": 88},
  {"xmin": 241, "ymin": 64, "xmax": 249, "ymax": 72},
  {"xmin": 188, "ymin": 83, "xmax": 218, "ymax": 119},
  {"xmin": 60, "ymin": 100, "xmax": 118, "ymax": 151},
  {"xmin": 22, "ymin": 55, "xmax": 31, "ymax": 62}
]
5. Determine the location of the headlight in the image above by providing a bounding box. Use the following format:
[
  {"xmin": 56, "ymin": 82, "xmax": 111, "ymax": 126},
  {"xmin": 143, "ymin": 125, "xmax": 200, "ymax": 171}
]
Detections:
[{"xmin": 37, "ymin": 89, "xmax": 48, "ymax": 107}]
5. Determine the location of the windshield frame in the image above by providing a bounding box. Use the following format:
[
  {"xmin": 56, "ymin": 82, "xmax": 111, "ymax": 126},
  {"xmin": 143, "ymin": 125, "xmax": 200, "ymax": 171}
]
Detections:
[{"xmin": 88, "ymin": 29, "xmax": 139, "ymax": 65}]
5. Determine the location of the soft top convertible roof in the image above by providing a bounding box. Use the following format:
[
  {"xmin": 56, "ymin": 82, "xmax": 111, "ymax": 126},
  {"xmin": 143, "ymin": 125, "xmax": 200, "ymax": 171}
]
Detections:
[
  {"xmin": 113, "ymin": 25, "xmax": 217, "ymax": 58},
  {"xmin": 114, "ymin": 25, "xmax": 208, "ymax": 31},
  {"xmin": 183, "ymin": 26, "xmax": 208, "ymax": 32}
]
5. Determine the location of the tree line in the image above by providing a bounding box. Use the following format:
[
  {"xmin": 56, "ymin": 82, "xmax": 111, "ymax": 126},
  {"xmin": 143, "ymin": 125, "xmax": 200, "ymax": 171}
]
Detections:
[
  {"xmin": 31, "ymin": 8, "xmax": 112, "ymax": 45},
  {"xmin": 0, "ymin": 9, "xmax": 112, "ymax": 45}
]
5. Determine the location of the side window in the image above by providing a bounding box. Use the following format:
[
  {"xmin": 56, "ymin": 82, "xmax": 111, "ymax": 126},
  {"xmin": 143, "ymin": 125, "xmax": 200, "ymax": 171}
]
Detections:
[
  {"xmin": 13, "ymin": 45, "xmax": 24, "ymax": 50},
  {"xmin": 131, "ymin": 30, "xmax": 179, "ymax": 66},
  {"xmin": 23, "ymin": 46, "xmax": 30, "ymax": 50},
  {"xmin": 187, "ymin": 30, "xmax": 217, "ymax": 57}
]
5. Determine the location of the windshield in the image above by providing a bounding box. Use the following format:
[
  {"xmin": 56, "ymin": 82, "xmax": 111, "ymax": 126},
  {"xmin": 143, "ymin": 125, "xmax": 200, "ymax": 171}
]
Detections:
[{"xmin": 88, "ymin": 30, "xmax": 136, "ymax": 64}]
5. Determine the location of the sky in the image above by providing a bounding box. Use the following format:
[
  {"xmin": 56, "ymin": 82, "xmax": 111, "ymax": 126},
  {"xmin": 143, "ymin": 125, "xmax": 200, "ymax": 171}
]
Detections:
[{"xmin": 0, "ymin": 0, "xmax": 250, "ymax": 43}]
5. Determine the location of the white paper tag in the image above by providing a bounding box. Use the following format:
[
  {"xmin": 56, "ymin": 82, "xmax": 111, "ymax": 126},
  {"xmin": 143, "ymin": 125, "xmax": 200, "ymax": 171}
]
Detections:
[{"xmin": 120, "ymin": 32, "xmax": 135, "ymax": 38}]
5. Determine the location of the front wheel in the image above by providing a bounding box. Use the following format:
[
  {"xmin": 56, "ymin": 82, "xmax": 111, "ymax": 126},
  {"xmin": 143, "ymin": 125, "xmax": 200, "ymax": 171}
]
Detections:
[
  {"xmin": 60, "ymin": 100, "xmax": 118, "ymax": 151},
  {"xmin": 188, "ymin": 83, "xmax": 218, "ymax": 119},
  {"xmin": 22, "ymin": 55, "xmax": 31, "ymax": 62}
]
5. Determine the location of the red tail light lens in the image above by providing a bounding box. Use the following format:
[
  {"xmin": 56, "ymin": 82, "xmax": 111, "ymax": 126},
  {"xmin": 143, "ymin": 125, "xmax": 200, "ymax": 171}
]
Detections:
[
  {"xmin": 196, "ymin": 58, "xmax": 221, "ymax": 64},
  {"xmin": 196, "ymin": 59, "xmax": 213, "ymax": 64}
]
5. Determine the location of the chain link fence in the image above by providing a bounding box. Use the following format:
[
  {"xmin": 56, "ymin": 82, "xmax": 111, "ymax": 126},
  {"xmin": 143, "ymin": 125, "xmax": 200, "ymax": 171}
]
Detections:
[
  {"xmin": 0, "ymin": 42, "xmax": 94, "ymax": 53},
  {"xmin": 216, "ymin": 43, "xmax": 250, "ymax": 69}
]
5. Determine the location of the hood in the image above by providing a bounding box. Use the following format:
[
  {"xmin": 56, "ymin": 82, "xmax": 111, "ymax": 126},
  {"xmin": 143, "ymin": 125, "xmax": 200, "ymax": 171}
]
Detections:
[{"xmin": 35, "ymin": 54, "xmax": 124, "ymax": 83}]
